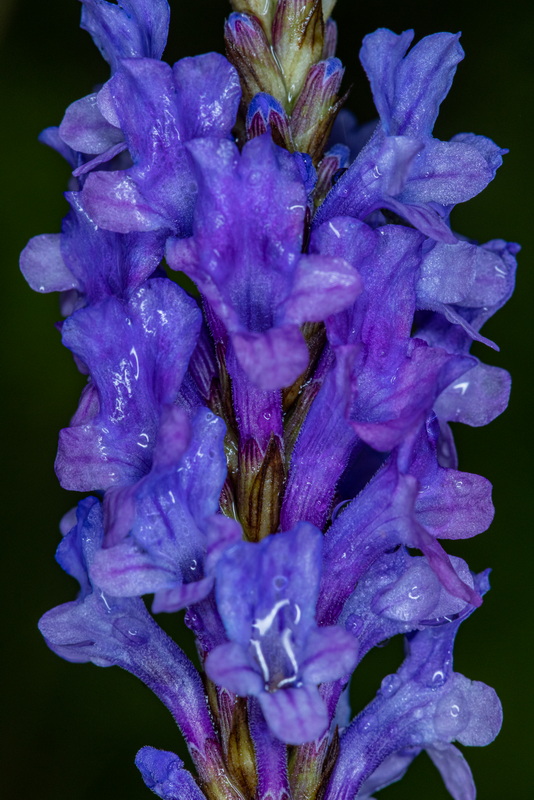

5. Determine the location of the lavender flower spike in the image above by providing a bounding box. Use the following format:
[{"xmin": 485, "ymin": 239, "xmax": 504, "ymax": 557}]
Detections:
[{"xmin": 25, "ymin": 2, "xmax": 515, "ymax": 798}]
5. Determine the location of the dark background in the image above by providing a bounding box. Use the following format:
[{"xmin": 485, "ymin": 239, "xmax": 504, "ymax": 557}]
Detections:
[{"xmin": 1, "ymin": 0, "xmax": 532, "ymax": 797}]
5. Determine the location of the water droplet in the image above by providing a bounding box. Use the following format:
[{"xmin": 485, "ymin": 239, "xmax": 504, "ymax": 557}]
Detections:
[
  {"xmin": 380, "ymin": 673, "xmax": 401, "ymax": 697},
  {"xmin": 185, "ymin": 610, "xmax": 200, "ymax": 631},
  {"xmin": 112, "ymin": 616, "xmax": 149, "ymax": 647},
  {"xmin": 373, "ymin": 563, "xmax": 440, "ymax": 622},
  {"xmin": 434, "ymin": 689, "xmax": 470, "ymax": 738},
  {"xmin": 273, "ymin": 575, "xmax": 287, "ymax": 590},
  {"xmin": 263, "ymin": 411, "xmax": 272, "ymax": 421},
  {"xmin": 137, "ymin": 432, "xmax": 150, "ymax": 449},
  {"xmin": 357, "ymin": 715, "xmax": 377, "ymax": 733},
  {"xmin": 345, "ymin": 614, "xmax": 364, "ymax": 636},
  {"xmin": 431, "ymin": 670, "xmax": 446, "ymax": 687}
]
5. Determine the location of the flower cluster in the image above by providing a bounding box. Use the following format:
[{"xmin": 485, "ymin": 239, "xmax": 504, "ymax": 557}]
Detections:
[{"xmin": 22, "ymin": 2, "xmax": 517, "ymax": 799}]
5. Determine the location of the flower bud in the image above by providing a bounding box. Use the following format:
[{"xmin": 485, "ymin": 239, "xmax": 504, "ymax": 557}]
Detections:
[
  {"xmin": 227, "ymin": 698, "xmax": 258, "ymax": 797},
  {"xmin": 291, "ymin": 57, "xmax": 345, "ymax": 160},
  {"xmin": 315, "ymin": 143, "xmax": 350, "ymax": 202},
  {"xmin": 272, "ymin": 0, "xmax": 325, "ymax": 107},
  {"xmin": 238, "ymin": 435, "xmax": 284, "ymax": 541},
  {"xmin": 322, "ymin": 17, "xmax": 338, "ymax": 58},
  {"xmin": 246, "ymin": 92, "xmax": 292, "ymax": 149},
  {"xmin": 225, "ymin": 12, "xmax": 287, "ymax": 105}
]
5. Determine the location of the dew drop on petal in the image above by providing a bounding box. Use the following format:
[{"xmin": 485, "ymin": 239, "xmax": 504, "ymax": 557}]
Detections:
[
  {"xmin": 112, "ymin": 616, "xmax": 149, "ymax": 647},
  {"xmin": 380, "ymin": 673, "xmax": 402, "ymax": 697},
  {"xmin": 273, "ymin": 575, "xmax": 287, "ymax": 590},
  {"xmin": 345, "ymin": 614, "xmax": 364, "ymax": 637},
  {"xmin": 434, "ymin": 689, "xmax": 470, "ymax": 738}
]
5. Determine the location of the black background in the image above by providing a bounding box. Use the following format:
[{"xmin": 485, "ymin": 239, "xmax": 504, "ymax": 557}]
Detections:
[{"xmin": 1, "ymin": 0, "xmax": 532, "ymax": 797}]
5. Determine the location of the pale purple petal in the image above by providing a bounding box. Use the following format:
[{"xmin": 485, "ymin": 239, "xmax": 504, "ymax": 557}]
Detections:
[
  {"xmin": 135, "ymin": 746, "xmax": 208, "ymax": 800},
  {"xmin": 277, "ymin": 254, "xmax": 363, "ymax": 325},
  {"xmin": 20, "ymin": 233, "xmax": 80, "ymax": 294},
  {"xmin": 80, "ymin": 0, "xmax": 170, "ymax": 72},
  {"xmin": 172, "ymin": 53, "xmax": 241, "ymax": 140},
  {"xmin": 300, "ymin": 626, "xmax": 359, "ymax": 684},
  {"xmin": 59, "ymin": 93, "xmax": 123, "ymax": 154},
  {"xmin": 453, "ymin": 681, "xmax": 503, "ymax": 746},
  {"xmin": 205, "ymin": 642, "xmax": 264, "ymax": 696},
  {"xmin": 435, "ymin": 364, "xmax": 511, "ymax": 427},
  {"xmin": 360, "ymin": 30, "xmax": 463, "ymax": 137},
  {"xmin": 427, "ymin": 744, "xmax": 476, "ymax": 800},
  {"xmin": 417, "ymin": 240, "xmax": 478, "ymax": 307},
  {"xmin": 91, "ymin": 541, "xmax": 174, "ymax": 596},
  {"xmin": 258, "ymin": 684, "xmax": 328, "ymax": 745},
  {"xmin": 400, "ymin": 138, "xmax": 500, "ymax": 206},
  {"xmin": 231, "ymin": 326, "xmax": 309, "ymax": 391}
]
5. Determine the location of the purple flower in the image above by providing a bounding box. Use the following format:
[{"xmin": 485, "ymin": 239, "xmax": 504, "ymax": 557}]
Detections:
[
  {"xmin": 166, "ymin": 133, "xmax": 362, "ymax": 389},
  {"xmin": 38, "ymin": 497, "xmax": 232, "ymax": 787},
  {"xmin": 81, "ymin": 53, "xmax": 241, "ymax": 235},
  {"xmin": 50, "ymin": 0, "xmax": 171, "ymax": 176},
  {"xmin": 205, "ymin": 523, "xmax": 358, "ymax": 744},
  {"xmin": 90, "ymin": 406, "xmax": 242, "ymax": 611},
  {"xmin": 416, "ymin": 238, "xmax": 519, "ymax": 428},
  {"xmin": 20, "ymin": 192, "xmax": 165, "ymax": 303},
  {"xmin": 318, "ymin": 414, "xmax": 493, "ymax": 625},
  {"xmin": 55, "ymin": 278, "xmax": 201, "ymax": 492},
  {"xmin": 315, "ymin": 217, "xmax": 473, "ymax": 451},
  {"xmin": 316, "ymin": 31, "xmax": 505, "ymax": 242},
  {"xmin": 39, "ymin": 497, "xmax": 168, "ymax": 669},
  {"xmin": 340, "ymin": 547, "xmax": 482, "ymax": 662},
  {"xmin": 80, "ymin": 0, "xmax": 171, "ymax": 72},
  {"xmin": 324, "ymin": 576, "xmax": 502, "ymax": 799}
]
